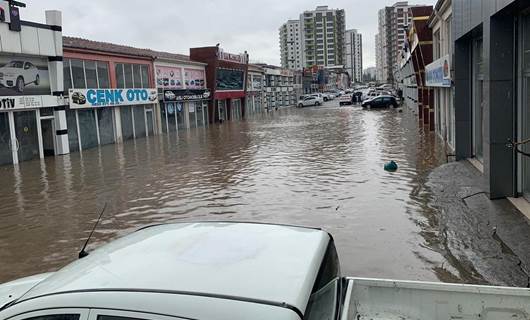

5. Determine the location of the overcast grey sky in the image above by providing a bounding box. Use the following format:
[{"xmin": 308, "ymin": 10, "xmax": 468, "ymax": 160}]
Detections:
[{"xmin": 22, "ymin": 0, "xmax": 430, "ymax": 69}]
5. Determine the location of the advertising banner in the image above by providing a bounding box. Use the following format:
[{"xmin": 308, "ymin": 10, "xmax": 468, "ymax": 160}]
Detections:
[
  {"xmin": 69, "ymin": 88, "xmax": 158, "ymax": 109},
  {"xmin": 156, "ymin": 66, "xmax": 183, "ymax": 89},
  {"xmin": 0, "ymin": 55, "xmax": 50, "ymax": 96},
  {"xmin": 163, "ymin": 89, "xmax": 210, "ymax": 102},
  {"xmin": 184, "ymin": 69, "xmax": 205, "ymax": 89},
  {"xmin": 426, "ymin": 55, "xmax": 451, "ymax": 87},
  {"xmin": 216, "ymin": 68, "xmax": 244, "ymax": 91},
  {"xmin": 0, "ymin": 95, "xmax": 43, "ymax": 110}
]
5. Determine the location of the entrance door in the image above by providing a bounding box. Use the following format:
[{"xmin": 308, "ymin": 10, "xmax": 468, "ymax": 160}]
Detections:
[
  {"xmin": 472, "ymin": 38, "xmax": 484, "ymax": 162},
  {"xmin": 14, "ymin": 110, "xmax": 39, "ymax": 162},
  {"xmin": 41, "ymin": 118, "xmax": 55, "ymax": 157},
  {"xmin": 218, "ymin": 100, "xmax": 226, "ymax": 122},
  {"xmin": 520, "ymin": 14, "xmax": 530, "ymax": 199},
  {"xmin": 0, "ymin": 112, "xmax": 13, "ymax": 165}
]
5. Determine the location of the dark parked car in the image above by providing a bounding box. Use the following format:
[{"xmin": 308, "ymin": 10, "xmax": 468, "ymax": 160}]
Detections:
[{"xmin": 362, "ymin": 95, "xmax": 398, "ymax": 109}]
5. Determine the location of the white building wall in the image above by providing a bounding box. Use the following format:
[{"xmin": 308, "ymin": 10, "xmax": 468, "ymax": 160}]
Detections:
[
  {"xmin": 344, "ymin": 29, "xmax": 363, "ymax": 83},
  {"xmin": 279, "ymin": 20, "xmax": 302, "ymax": 70}
]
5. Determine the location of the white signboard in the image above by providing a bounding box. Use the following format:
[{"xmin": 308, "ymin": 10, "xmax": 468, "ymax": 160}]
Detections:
[
  {"xmin": 426, "ymin": 55, "xmax": 452, "ymax": 88},
  {"xmin": 0, "ymin": 95, "xmax": 43, "ymax": 110},
  {"xmin": 69, "ymin": 88, "xmax": 158, "ymax": 109}
]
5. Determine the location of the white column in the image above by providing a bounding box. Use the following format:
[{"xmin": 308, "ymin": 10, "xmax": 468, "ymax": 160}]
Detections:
[{"xmin": 8, "ymin": 111, "xmax": 18, "ymax": 164}]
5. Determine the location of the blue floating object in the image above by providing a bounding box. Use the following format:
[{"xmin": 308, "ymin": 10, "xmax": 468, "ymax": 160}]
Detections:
[{"xmin": 384, "ymin": 160, "xmax": 398, "ymax": 172}]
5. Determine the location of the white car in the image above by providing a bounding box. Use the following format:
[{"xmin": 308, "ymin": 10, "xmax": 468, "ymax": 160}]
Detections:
[
  {"xmin": 1, "ymin": 222, "xmax": 528, "ymax": 320},
  {"xmin": 297, "ymin": 95, "xmax": 322, "ymax": 107},
  {"xmin": 0, "ymin": 61, "xmax": 41, "ymax": 93},
  {"xmin": 339, "ymin": 94, "xmax": 353, "ymax": 105}
]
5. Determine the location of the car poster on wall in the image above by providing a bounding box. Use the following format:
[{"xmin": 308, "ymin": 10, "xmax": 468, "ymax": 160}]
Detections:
[
  {"xmin": 216, "ymin": 68, "xmax": 244, "ymax": 91},
  {"xmin": 0, "ymin": 55, "xmax": 50, "ymax": 96},
  {"xmin": 156, "ymin": 66, "xmax": 183, "ymax": 89},
  {"xmin": 184, "ymin": 69, "xmax": 205, "ymax": 89}
]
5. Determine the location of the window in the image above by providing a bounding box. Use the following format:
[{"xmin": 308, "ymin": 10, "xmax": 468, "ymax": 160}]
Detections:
[
  {"xmin": 115, "ymin": 63, "xmax": 125, "ymax": 88},
  {"xmin": 97, "ymin": 62, "xmax": 110, "ymax": 88},
  {"xmin": 24, "ymin": 315, "xmax": 80, "ymax": 320},
  {"xmin": 71, "ymin": 59, "xmax": 86, "ymax": 89},
  {"xmin": 85, "ymin": 60, "xmax": 98, "ymax": 88},
  {"xmin": 133, "ymin": 64, "xmax": 142, "ymax": 88},
  {"xmin": 98, "ymin": 317, "xmax": 144, "ymax": 320},
  {"xmin": 63, "ymin": 58, "xmax": 72, "ymax": 92},
  {"xmin": 124, "ymin": 64, "xmax": 133, "ymax": 88}
]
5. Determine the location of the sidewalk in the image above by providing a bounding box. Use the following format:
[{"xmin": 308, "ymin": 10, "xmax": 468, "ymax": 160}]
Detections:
[{"xmin": 427, "ymin": 161, "xmax": 530, "ymax": 287}]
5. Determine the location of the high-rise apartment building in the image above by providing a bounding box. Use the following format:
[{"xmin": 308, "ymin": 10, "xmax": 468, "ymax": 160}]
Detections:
[
  {"xmin": 344, "ymin": 29, "xmax": 363, "ymax": 83},
  {"xmin": 375, "ymin": 1, "xmax": 420, "ymax": 83},
  {"xmin": 299, "ymin": 6, "xmax": 345, "ymax": 67},
  {"xmin": 375, "ymin": 33, "xmax": 384, "ymax": 81},
  {"xmin": 279, "ymin": 20, "xmax": 302, "ymax": 69}
]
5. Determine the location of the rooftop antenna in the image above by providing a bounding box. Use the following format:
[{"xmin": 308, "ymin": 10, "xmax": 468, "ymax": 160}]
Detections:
[{"xmin": 78, "ymin": 203, "xmax": 107, "ymax": 259}]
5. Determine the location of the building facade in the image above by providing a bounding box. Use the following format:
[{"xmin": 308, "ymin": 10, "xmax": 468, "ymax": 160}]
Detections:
[
  {"xmin": 155, "ymin": 54, "xmax": 209, "ymax": 134},
  {"xmin": 0, "ymin": 7, "xmax": 65, "ymax": 166},
  {"xmin": 190, "ymin": 47, "xmax": 248, "ymax": 123},
  {"xmin": 263, "ymin": 66, "xmax": 297, "ymax": 109},
  {"xmin": 395, "ymin": 6, "xmax": 434, "ymax": 130},
  {"xmin": 63, "ymin": 37, "xmax": 158, "ymax": 153},
  {"xmin": 376, "ymin": 1, "xmax": 416, "ymax": 83},
  {"xmin": 425, "ymin": 0, "xmax": 454, "ymax": 150},
  {"xmin": 344, "ymin": 29, "xmax": 363, "ymax": 83},
  {"xmin": 279, "ymin": 20, "xmax": 302, "ymax": 70},
  {"xmin": 452, "ymin": 0, "xmax": 530, "ymax": 202},
  {"xmin": 246, "ymin": 64, "xmax": 265, "ymax": 115},
  {"xmin": 300, "ymin": 6, "xmax": 345, "ymax": 68}
]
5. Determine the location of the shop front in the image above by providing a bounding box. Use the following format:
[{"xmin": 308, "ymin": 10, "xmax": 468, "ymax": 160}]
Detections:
[
  {"xmin": 0, "ymin": 8, "xmax": 66, "ymax": 166},
  {"xmin": 63, "ymin": 37, "xmax": 158, "ymax": 152},
  {"xmin": 189, "ymin": 46, "xmax": 249, "ymax": 123},
  {"xmin": 154, "ymin": 58, "xmax": 209, "ymax": 132}
]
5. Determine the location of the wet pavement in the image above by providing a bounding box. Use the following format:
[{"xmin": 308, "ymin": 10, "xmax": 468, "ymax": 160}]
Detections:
[{"xmin": 0, "ymin": 101, "xmax": 460, "ymax": 283}]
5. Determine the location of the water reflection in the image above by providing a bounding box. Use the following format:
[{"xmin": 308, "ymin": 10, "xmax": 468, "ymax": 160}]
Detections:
[{"xmin": 0, "ymin": 105, "xmax": 451, "ymax": 283}]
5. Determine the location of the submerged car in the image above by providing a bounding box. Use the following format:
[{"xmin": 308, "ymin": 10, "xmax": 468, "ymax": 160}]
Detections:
[
  {"xmin": 0, "ymin": 222, "xmax": 529, "ymax": 320},
  {"xmin": 362, "ymin": 95, "xmax": 398, "ymax": 109},
  {"xmin": 0, "ymin": 60, "xmax": 41, "ymax": 93},
  {"xmin": 297, "ymin": 95, "xmax": 322, "ymax": 108}
]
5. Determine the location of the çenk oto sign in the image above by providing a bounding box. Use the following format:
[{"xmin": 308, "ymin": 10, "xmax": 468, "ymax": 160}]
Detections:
[{"xmin": 68, "ymin": 88, "xmax": 158, "ymax": 109}]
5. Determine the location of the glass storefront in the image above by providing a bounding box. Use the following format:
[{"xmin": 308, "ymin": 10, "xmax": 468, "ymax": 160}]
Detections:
[
  {"xmin": 66, "ymin": 109, "xmax": 79, "ymax": 152},
  {"xmin": 176, "ymin": 103, "xmax": 185, "ymax": 129},
  {"xmin": 521, "ymin": 14, "xmax": 530, "ymax": 199},
  {"xmin": 120, "ymin": 106, "xmax": 134, "ymax": 141},
  {"xmin": 188, "ymin": 102, "xmax": 197, "ymax": 128},
  {"xmin": 218, "ymin": 100, "xmax": 227, "ymax": 122},
  {"xmin": 97, "ymin": 108, "xmax": 115, "ymax": 145},
  {"xmin": 473, "ymin": 38, "xmax": 484, "ymax": 162},
  {"xmin": 133, "ymin": 106, "xmax": 146, "ymax": 138},
  {"xmin": 146, "ymin": 109, "xmax": 154, "ymax": 136},
  {"xmin": 167, "ymin": 103, "xmax": 177, "ymax": 132},
  {"xmin": 78, "ymin": 109, "xmax": 98, "ymax": 150},
  {"xmin": 14, "ymin": 111, "xmax": 39, "ymax": 162},
  {"xmin": 0, "ymin": 113, "xmax": 12, "ymax": 165}
]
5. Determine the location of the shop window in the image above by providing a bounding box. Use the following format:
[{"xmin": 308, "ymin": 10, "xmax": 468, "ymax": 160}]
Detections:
[
  {"xmin": 78, "ymin": 109, "xmax": 98, "ymax": 150},
  {"xmin": 140, "ymin": 65, "xmax": 149, "ymax": 88},
  {"xmin": 124, "ymin": 64, "xmax": 134, "ymax": 88},
  {"xmin": 85, "ymin": 60, "xmax": 98, "ymax": 88},
  {"xmin": 120, "ymin": 106, "xmax": 134, "ymax": 141},
  {"xmin": 63, "ymin": 59, "xmax": 72, "ymax": 93},
  {"xmin": 133, "ymin": 106, "xmax": 146, "ymax": 137},
  {"xmin": 97, "ymin": 62, "xmax": 110, "ymax": 89},
  {"xmin": 525, "ymin": 15, "xmax": 530, "ymax": 71},
  {"xmin": 97, "ymin": 108, "xmax": 114, "ymax": 145},
  {"xmin": 71, "ymin": 59, "xmax": 86, "ymax": 89},
  {"xmin": 146, "ymin": 109, "xmax": 154, "ymax": 136},
  {"xmin": 133, "ymin": 64, "xmax": 142, "ymax": 88},
  {"xmin": 66, "ymin": 109, "xmax": 79, "ymax": 152},
  {"xmin": 160, "ymin": 103, "xmax": 168, "ymax": 133},
  {"xmin": 189, "ymin": 102, "xmax": 197, "ymax": 128},
  {"xmin": 166, "ymin": 103, "xmax": 177, "ymax": 132},
  {"xmin": 176, "ymin": 103, "xmax": 185, "ymax": 129},
  {"xmin": 0, "ymin": 113, "xmax": 12, "ymax": 165},
  {"xmin": 115, "ymin": 64, "xmax": 125, "ymax": 88}
]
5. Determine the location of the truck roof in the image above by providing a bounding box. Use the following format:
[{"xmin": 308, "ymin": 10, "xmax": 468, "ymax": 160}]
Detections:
[{"xmin": 15, "ymin": 222, "xmax": 330, "ymax": 317}]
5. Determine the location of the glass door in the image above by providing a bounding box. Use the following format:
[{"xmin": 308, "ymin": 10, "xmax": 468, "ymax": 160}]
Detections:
[
  {"xmin": 40, "ymin": 118, "xmax": 55, "ymax": 157},
  {"xmin": 520, "ymin": 14, "xmax": 530, "ymax": 199},
  {"xmin": 218, "ymin": 100, "xmax": 226, "ymax": 122},
  {"xmin": 14, "ymin": 110, "xmax": 39, "ymax": 162},
  {"xmin": 472, "ymin": 38, "xmax": 484, "ymax": 162},
  {"xmin": 145, "ymin": 108, "xmax": 154, "ymax": 136},
  {"xmin": 0, "ymin": 112, "xmax": 13, "ymax": 165}
]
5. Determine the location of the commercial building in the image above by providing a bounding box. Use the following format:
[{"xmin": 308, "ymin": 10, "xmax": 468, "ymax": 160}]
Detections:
[
  {"xmin": 190, "ymin": 47, "xmax": 248, "ymax": 123},
  {"xmin": 425, "ymin": 0, "xmax": 454, "ymax": 150},
  {"xmin": 376, "ymin": 1, "xmax": 421, "ymax": 83},
  {"xmin": 395, "ymin": 6, "xmax": 434, "ymax": 130},
  {"xmin": 154, "ymin": 53, "xmax": 209, "ymax": 134},
  {"xmin": 302, "ymin": 67, "xmax": 319, "ymax": 94},
  {"xmin": 246, "ymin": 64, "xmax": 265, "ymax": 115},
  {"xmin": 262, "ymin": 65, "xmax": 297, "ymax": 109},
  {"xmin": 300, "ymin": 6, "xmax": 345, "ymax": 68},
  {"xmin": 344, "ymin": 29, "xmax": 363, "ymax": 83},
  {"xmin": 451, "ymin": 0, "xmax": 530, "ymax": 203},
  {"xmin": 0, "ymin": 6, "xmax": 66, "ymax": 166},
  {"xmin": 63, "ymin": 37, "xmax": 158, "ymax": 152},
  {"xmin": 279, "ymin": 20, "xmax": 302, "ymax": 70}
]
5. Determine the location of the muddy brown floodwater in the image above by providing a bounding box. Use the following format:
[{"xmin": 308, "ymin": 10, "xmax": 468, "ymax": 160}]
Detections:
[{"xmin": 0, "ymin": 103, "xmax": 458, "ymax": 284}]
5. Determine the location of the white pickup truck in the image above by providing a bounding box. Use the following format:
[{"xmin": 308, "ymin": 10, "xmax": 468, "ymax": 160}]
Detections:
[{"xmin": 0, "ymin": 222, "xmax": 528, "ymax": 320}]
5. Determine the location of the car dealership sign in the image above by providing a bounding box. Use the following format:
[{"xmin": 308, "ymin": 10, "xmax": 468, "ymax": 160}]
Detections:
[
  {"xmin": 426, "ymin": 55, "xmax": 451, "ymax": 87},
  {"xmin": 69, "ymin": 88, "xmax": 158, "ymax": 109},
  {"xmin": 163, "ymin": 89, "xmax": 210, "ymax": 102}
]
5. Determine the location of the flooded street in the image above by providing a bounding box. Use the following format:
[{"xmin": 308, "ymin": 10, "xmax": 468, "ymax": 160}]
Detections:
[{"xmin": 0, "ymin": 103, "xmax": 453, "ymax": 284}]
